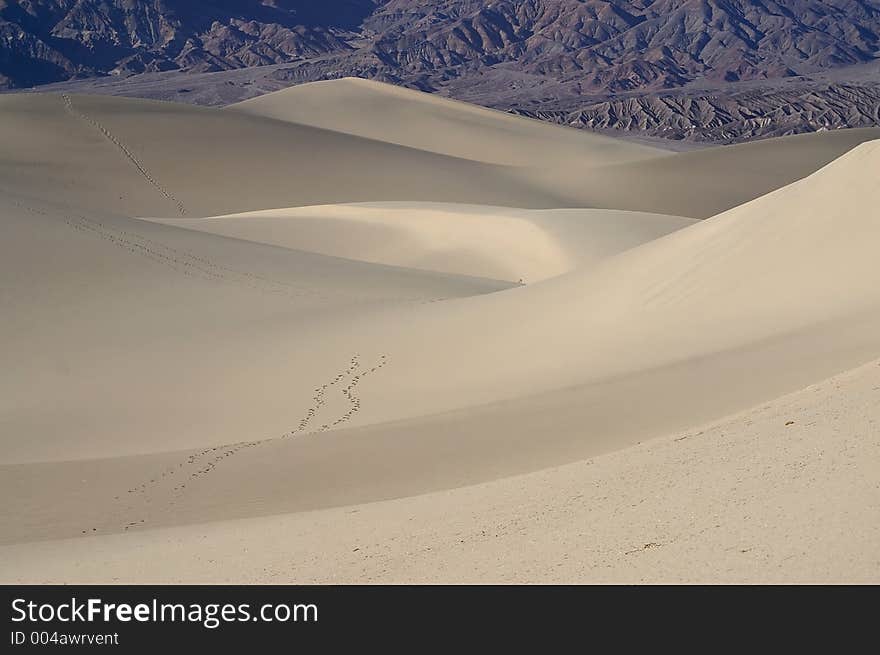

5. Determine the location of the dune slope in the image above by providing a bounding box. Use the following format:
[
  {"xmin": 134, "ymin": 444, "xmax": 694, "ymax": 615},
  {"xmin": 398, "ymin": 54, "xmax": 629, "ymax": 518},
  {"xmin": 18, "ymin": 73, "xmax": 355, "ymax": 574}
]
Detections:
[
  {"xmin": 154, "ymin": 203, "xmax": 697, "ymax": 282},
  {"xmin": 543, "ymin": 126, "xmax": 880, "ymax": 218},
  {"xmin": 0, "ymin": 93, "xmax": 572, "ymax": 218},
  {"xmin": 228, "ymin": 77, "xmax": 668, "ymax": 166},
  {"xmin": 4, "ymin": 356, "xmax": 878, "ymax": 583},
  {"xmin": 227, "ymin": 78, "xmax": 880, "ymax": 218},
  {"xmin": 0, "ymin": 193, "xmax": 511, "ymax": 466}
]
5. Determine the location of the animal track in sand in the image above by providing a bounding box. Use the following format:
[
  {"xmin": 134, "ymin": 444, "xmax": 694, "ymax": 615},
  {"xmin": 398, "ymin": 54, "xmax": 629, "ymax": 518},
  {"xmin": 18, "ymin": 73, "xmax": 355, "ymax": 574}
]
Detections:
[
  {"xmin": 283, "ymin": 355, "xmax": 363, "ymax": 438},
  {"xmin": 171, "ymin": 354, "xmax": 389, "ymax": 488},
  {"xmin": 114, "ymin": 354, "xmax": 390, "ymax": 531},
  {"xmin": 61, "ymin": 93, "xmax": 187, "ymax": 216},
  {"xmin": 4, "ymin": 202, "xmax": 407, "ymax": 536},
  {"xmin": 329, "ymin": 355, "xmax": 388, "ymax": 430}
]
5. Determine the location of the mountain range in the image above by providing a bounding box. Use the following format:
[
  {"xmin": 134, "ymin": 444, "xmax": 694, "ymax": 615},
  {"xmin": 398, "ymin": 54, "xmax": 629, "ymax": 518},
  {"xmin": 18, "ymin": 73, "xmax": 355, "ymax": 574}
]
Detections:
[{"xmin": 2, "ymin": 0, "xmax": 880, "ymax": 142}]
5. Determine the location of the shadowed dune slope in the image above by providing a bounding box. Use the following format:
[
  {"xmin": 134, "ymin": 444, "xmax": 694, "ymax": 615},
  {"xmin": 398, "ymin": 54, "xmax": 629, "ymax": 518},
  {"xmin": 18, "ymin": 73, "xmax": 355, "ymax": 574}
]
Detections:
[
  {"xmin": 545, "ymin": 126, "xmax": 880, "ymax": 218},
  {"xmin": 0, "ymin": 93, "xmax": 572, "ymax": 218}
]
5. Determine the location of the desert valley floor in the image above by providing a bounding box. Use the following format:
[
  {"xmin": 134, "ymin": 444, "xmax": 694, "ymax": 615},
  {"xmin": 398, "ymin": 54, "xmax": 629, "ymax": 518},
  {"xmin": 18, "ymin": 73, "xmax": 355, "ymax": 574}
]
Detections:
[{"xmin": 1, "ymin": 78, "xmax": 879, "ymax": 583}]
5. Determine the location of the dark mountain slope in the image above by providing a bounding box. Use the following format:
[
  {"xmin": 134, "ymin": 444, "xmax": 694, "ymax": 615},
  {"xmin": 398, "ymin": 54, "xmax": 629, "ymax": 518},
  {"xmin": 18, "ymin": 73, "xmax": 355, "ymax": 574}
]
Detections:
[
  {"xmin": 4, "ymin": 0, "xmax": 880, "ymax": 90},
  {"xmin": 3, "ymin": 1, "xmax": 880, "ymax": 143}
]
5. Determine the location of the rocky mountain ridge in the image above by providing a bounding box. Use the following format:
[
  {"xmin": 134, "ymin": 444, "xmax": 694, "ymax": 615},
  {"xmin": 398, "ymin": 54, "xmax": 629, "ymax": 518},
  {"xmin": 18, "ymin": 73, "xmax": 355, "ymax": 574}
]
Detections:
[
  {"xmin": 4, "ymin": 1, "xmax": 880, "ymax": 91},
  {"xmin": 3, "ymin": 1, "xmax": 880, "ymax": 143}
]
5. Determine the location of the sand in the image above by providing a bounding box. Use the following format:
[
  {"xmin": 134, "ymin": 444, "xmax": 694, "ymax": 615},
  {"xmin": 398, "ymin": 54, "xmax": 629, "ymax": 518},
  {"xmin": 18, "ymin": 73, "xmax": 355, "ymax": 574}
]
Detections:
[
  {"xmin": 1, "ymin": 78, "xmax": 878, "ymax": 583},
  {"xmin": 228, "ymin": 77, "xmax": 667, "ymax": 166},
  {"xmin": 153, "ymin": 203, "xmax": 698, "ymax": 282},
  {"xmin": 4, "ymin": 357, "xmax": 878, "ymax": 584}
]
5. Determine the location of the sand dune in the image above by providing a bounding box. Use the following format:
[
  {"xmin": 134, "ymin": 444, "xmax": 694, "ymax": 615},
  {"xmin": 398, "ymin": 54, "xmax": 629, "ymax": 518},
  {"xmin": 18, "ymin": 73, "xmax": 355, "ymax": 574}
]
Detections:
[
  {"xmin": 3, "ymin": 88, "xmax": 876, "ymax": 222},
  {"xmin": 228, "ymin": 78, "xmax": 880, "ymax": 218},
  {"xmin": 0, "ymin": 193, "xmax": 511, "ymax": 465},
  {"xmin": 152, "ymin": 138, "xmax": 880, "ymax": 442},
  {"xmin": 228, "ymin": 77, "xmax": 667, "ymax": 166},
  {"xmin": 5, "ymin": 138, "xmax": 880, "ymax": 548},
  {"xmin": 547, "ymin": 126, "xmax": 880, "ymax": 218},
  {"xmin": 0, "ymin": 93, "xmax": 570, "ymax": 218},
  {"xmin": 155, "ymin": 203, "xmax": 697, "ymax": 282},
  {"xmin": 4, "ymin": 357, "xmax": 878, "ymax": 583},
  {"xmin": 1, "ymin": 78, "xmax": 879, "ymax": 582}
]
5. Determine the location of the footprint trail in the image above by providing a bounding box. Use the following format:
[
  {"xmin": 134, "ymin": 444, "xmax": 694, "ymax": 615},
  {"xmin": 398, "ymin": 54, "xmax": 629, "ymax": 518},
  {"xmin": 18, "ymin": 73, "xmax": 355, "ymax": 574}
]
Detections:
[
  {"xmin": 110, "ymin": 354, "xmax": 390, "ymax": 533},
  {"xmin": 61, "ymin": 93, "xmax": 187, "ymax": 216}
]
